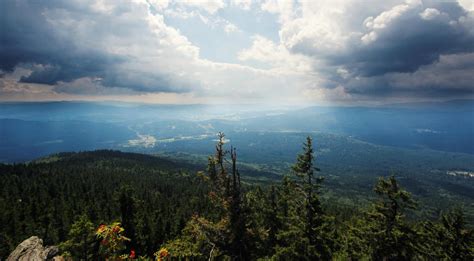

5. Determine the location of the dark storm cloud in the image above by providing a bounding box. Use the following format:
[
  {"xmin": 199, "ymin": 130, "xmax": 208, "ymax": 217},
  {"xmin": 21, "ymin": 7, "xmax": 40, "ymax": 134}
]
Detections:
[
  {"xmin": 18, "ymin": 54, "xmax": 120, "ymax": 85},
  {"xmin": 345, "ymin": 2, "xmax": 474, "ymax": 77},
  {"xmin": 0, "ymin": 1, "xmax": 113, "ymax": 80},
  {"xmin": 284, "ymin": 1, "xmax": 474, "ymax": 99},
  {"xmin": 343, "ymin": 52, "xmax": 474, "ymax": 97},
  {"xmin": 0, "ymin": 0, "xmax": 180, "ymax": 93},
  {"xmin": 332, "ymin": 1, "xmax": 474, "ymax": 98}
]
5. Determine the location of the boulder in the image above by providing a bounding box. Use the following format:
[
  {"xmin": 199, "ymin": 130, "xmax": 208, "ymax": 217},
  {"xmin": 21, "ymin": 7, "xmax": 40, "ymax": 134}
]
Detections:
[{"xmin": 7, "ymin": 236, "xmax": 59, "ymax": 261}]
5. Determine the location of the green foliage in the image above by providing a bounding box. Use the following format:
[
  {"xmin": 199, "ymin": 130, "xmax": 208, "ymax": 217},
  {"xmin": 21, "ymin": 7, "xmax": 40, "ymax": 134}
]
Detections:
[
  {"xmin": 272, "ymin": 136, "xmax": 336, "ymax": 260},
  {"xmin": 161, "ymin": 214, "xmax": 226, "ymax": 259},
  {"xmin": 242, "ymin": 186, "xmax": 273, "ymax": 258},
  {"xmin": 361, "ymin": 176, "xmax": 420, "ymax": 260},
  {"xmin": 0, "ymin": 138, "xmax": 473, "ymax": 260},
  {"xmin": 421, "ymin": 209, "xmax": 474, "ymax": 259},
  {"xmin": 59, "ymin": 214, "xmax": 98, "ymax": 260},
  {"xmin": 117, "ymin": 186, "xmax": 137, "ymax": 252},
  {"xmin": 163, "ymin": 132, "xmax": 248, "ymax": 260},
  {"xmin": 96, "ymin": 222, "xmax": 130, "ymax": 259},
  {"xmin": 0, "ymin": 150, "xmax": 211, "ymax": 259}
]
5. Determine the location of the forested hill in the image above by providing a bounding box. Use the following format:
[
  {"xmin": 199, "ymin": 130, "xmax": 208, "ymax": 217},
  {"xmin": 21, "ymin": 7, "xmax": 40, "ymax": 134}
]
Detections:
[
  {"xmin": 0, "ymin": 150, "xmax": 212, "ymax": 258},
  {"xmin": 1, "ymin": 146, "xmax": 473, "ymax": 260}
]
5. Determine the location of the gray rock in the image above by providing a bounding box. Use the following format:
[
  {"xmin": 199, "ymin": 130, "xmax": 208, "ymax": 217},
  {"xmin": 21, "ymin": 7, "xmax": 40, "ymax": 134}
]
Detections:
[
  {"xmin": 43, "ymin": 246, "xmax": 59, "ymax": 259},
  {"xmin": 7, "ymin": 236, "xmax": 60, "ymax": 261}
]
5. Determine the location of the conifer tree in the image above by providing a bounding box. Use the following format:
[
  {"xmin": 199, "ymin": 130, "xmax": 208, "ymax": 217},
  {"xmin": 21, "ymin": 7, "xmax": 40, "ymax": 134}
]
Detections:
[
  {"xmin": 274, "ymin": 136, "xmax": 335, "ymax": 260},
  {"xmin": 292, "ymin": 137, "xmax": 322, "ymax": 247},
  {"xmin": 266, "ymin": 185, "xmax": 280, "ymax": 250},
  {"xmin": 242, "ymin": 186, "xmax": 268, "ymax": 258},
  {"xmin": 421, "ymin": 208, "xmax": 474, "ymax": 259},
  {"xmin": 365, "ymin": 175, "xmax": 419, "ymax": 260},
  {"xmin": 164, "ymin": 133, "xmax": 248, "ymax": 260},
  {"xmin": 229, "ymin": 145, "xmax": 246, "ymax": 259},
  {"xmin": 59, "ymin": 214, "xmax": 98, "ymax": 260},
  {"xmin": 118, "ymin": 186, "xmax": 137, "ymax": 252}
]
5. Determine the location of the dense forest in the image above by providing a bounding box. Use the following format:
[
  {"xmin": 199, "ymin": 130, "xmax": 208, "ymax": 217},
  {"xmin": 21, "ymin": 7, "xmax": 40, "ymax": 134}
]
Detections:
[{"xmin": 0, "ymin": 133, "xmax": 472, "ymax": 260}]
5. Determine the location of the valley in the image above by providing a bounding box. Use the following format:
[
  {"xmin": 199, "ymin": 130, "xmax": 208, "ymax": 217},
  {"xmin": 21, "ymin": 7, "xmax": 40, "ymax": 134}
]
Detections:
[{"xmin": 1, "ymin": 101, "xmax": 473, "ymax": 224}]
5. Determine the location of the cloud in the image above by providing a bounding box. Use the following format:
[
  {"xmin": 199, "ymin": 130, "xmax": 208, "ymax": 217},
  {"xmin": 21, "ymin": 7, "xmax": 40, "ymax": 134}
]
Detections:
[
  {"xmin": 1, "ymin": 0, "xmax": 473, "ymax": 103},
  {"xmin": 343, "ymin": 53, "xmax": 474, "ymax": 98},
  {"xmin": 1, "ymin": 0, "xmax": 320, "ymax": 104},
  {"xmin": 363, "ymin": 2, "xmax": 414, "ymax": 31},
  {"xmin": 419, "ymin": 8, "xmax": 441, "ymax": 20},
  {"xmin": 260, "ymin": 0, "xmax": 295, "ymax": 24},
  {"xmin": 353, "ymin": 1, "xmax": 473, "ymax": 76},
  {"xmin": 276, "ymin": 1, "xmax": 473, "ymax": 74},
  {"xmin": 259, "ymin": 0, "xmax": 474, "ymax": 98},
  {"xmin": 164, "ymin": 6, "xmax": 241, "ymax": 34},
  {"xmin": 1, "ymin": 0, "xmax": 201, "ymax": 93},
  {"xmin": 148, "ymin": 0, "xmax": 170, "ymax": 10},
  {"xmin": 223, "ymin": 22, "xmax": 240, "ymax": 33},
  {"xmin": 231, "ymin": 0, "xmax": 252, "ymax": 10},
  {"xmin": 53, "ymin": 77, "xmax": 136, "ymax": 95},
  {"xmin": 177, "ymin": 0, "xmax": 225, "ymax": 14},
  {"xmin": 0, "ymin": 66, "xmax": 58, "ymax": 100},
  {"xmin": 237, "ymin": 35, "xmax": 313, "ymax": 73},
  {"xmin": 458, "ymin": 0, "xmax": 474, "ymax": 11}
]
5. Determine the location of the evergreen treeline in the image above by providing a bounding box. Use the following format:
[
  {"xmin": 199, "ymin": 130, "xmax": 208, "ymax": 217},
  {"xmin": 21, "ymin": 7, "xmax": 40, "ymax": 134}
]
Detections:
[
  {"xmin": 0, "ymin": 135, "xmax": 473, "ymax": 260},
  {"xmin": 0, "ymin": 151, "xmax": 212, "ymax": 258}
]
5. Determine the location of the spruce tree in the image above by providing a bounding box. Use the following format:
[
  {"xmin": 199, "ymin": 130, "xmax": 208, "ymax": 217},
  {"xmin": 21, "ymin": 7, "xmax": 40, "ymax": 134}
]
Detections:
[
  {"xmin": 229, "ymin": 145, "xmax": 247, "ymax": 259},
  {"xmin": 118, "ymin": 186, "xmax": 137, "ymax": 252},
  {"xmin": 422, "ymin": 208, "xmax": 474, "ymax": 259},
  {"xmin": 292, "ymin": 137, "xmax": 321, "ymax": 248},
  {"xmin": 164, "ymin": 133, "xmax": 248, "ymax": 260},
  {"xmin": 365, "ymin": 176, "xmax": 419, "ymax": 260},
  {"xmin": 274, "ymin": 136, "xmax": 334, "ymax": 260},
  {"xmin": 59, "ymin": 214, "xmax": 98, "ymax": 260},
  {"xmin": 266, "ymin": 185, "xmax": 280, "ymax": 251}
]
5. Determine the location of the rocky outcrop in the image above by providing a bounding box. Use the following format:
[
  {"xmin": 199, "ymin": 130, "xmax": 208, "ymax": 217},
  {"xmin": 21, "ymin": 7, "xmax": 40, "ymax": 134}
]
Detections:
[{"xmin": 7, "ymin": 236, "xmax": 59, "ymax": 261}]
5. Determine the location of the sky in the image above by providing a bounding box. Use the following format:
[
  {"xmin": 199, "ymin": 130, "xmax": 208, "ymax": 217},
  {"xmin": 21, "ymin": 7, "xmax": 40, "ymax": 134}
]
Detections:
[{"xmin": 1, "ymin": 0, "xmax": 474, "ymax": 105}]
